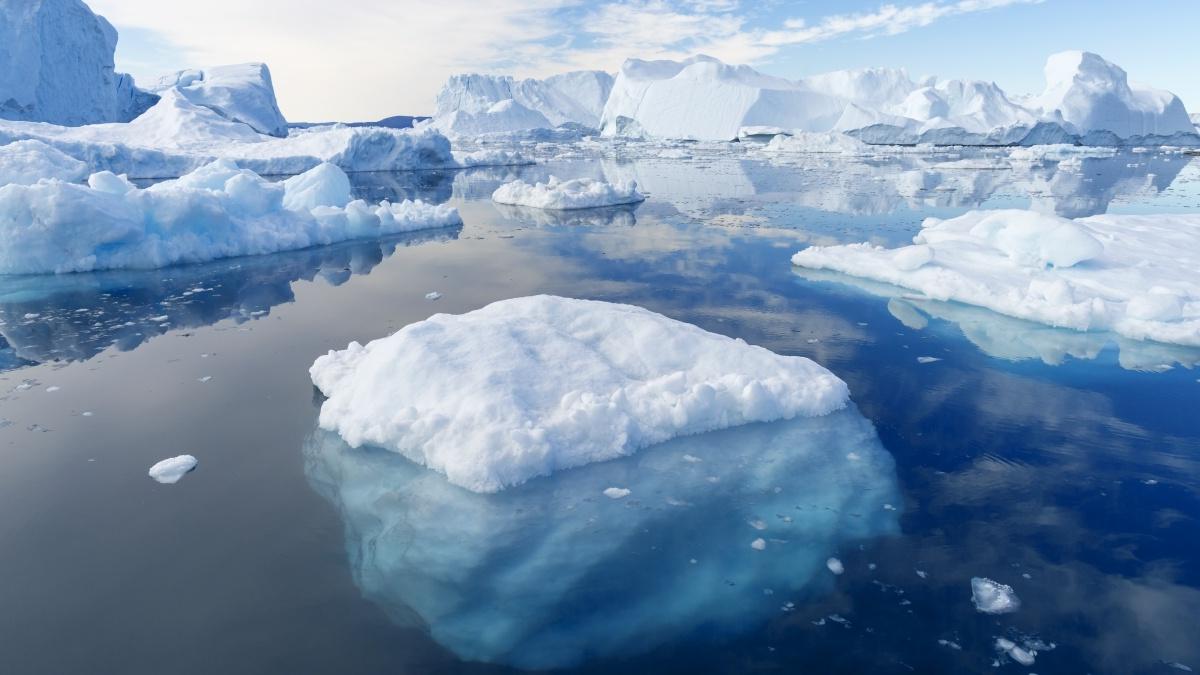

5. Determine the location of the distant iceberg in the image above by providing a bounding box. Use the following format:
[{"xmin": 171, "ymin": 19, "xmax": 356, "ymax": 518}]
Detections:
[
  {"xmin": 304, "ymin": 404, "xmax": 900, "ymax": 668},
  {"xmin": 150, "ymin": 63, "xmax": 289, "ymax": 138},
  {"xmin": 429, "ymin": 70, "xmax": 614, "ymax": 137},
  {"xmin": 0, "ymin": 160, "xmax": 460, "ymax": 274},
  {"xmin": 310, "ymin": 295, "xmax": 850, "ymax": 492},
  {"xmin": 791, "ymin": 209, "xmax": 1200, "ymax": 346}
]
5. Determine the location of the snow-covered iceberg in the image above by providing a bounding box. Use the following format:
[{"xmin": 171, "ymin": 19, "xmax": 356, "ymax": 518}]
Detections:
[
  {"xmin": 430, "ymin": 70, "xmax": 613, "ymax": 136},
  {"xmin": 309, "ymin": 295, "xmax": 850, "ymax": 492},
  {"xmin": 791, "ymin": 209, "xmax": 1200, "ymax": 346},
  {"xmin": 0, "ymin": 0, "xmax": 154, "ymax": 126},
  {"xmin": 151, "ymin": 63, "xmax": 288, "ymax": 138},
  {"xmin": 304, "ymin": 403, "xmax": 900, "ymax": 668},
  {"xmin": 491, "ymin": 176, "xmax": 644, "ymax": 210},
  {"xmin": 0, "ymin": 139, "xmax": 88, "ymax": 185},
  {"xmin": 0, "ymin": 160, "xmax": 460, "ymax": 274}
]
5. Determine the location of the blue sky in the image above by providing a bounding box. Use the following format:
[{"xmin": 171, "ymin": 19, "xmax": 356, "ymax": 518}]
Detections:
[{"xmin": 89, "ymin": 0, "xmax": 1199, "ymax": 122}]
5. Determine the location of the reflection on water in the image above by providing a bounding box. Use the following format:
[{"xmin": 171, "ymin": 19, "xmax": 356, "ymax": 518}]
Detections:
[
  {"xmin": 305, "ymin": 407, "xmax": 900, "ymax": 669},
  {"xmin": 0, "ymin": 228, "xmax": 459, "ymax": 367}
]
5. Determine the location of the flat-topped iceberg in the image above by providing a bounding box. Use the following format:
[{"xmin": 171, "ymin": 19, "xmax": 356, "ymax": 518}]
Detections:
[
  {"xmin": 0, "ymin": 160, "xmax": 460, "ymax": 274},
  {"xmin": 305, "ymin": 404, "xmax": 900, "ymax": 668},
  {"xmin": 791, "ymin": 209, "xmax": 1200, "ymax": 346},
  {"xmin": 309, "ymin": 295, "xmax": 850, "ymax": 492},
  {"xmin": 491, "ymin": 176, "xmax": 645, "ymax": 210}
]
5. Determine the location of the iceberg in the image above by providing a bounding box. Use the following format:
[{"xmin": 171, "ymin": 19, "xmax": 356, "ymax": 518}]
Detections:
[
  {"xmin": 304, "ymin": 404, "xmax": 900, "ymax": 668},
  {"xmin": 491, "ymin": 176, "xmax": 644, "ymax": 210},
  {"xmin": 791, "ymin": 209, "xmax": 1200, "ymax": 346},
  {"xmin": 151, "ymin": 63, "xmax": 288, "ymax": 138},
  {"xmin": 148, "ymin": 455, "xmax": 197, "ymax": 484},
  {"xmin": 0, "ymin": 0, "xmax": 153, "ymax": 126},
  {"xmin": 309, "ymin": 295, "xmax": 850, "ymax": 492},
  {"xmin": 0, "ymin": 139, "xmax": 88, "ymax": 185},
  {"xmin": 430, "ymin": 70, "xmax": 614, "ymax": 135},
  {"xmin": 0, "ymin": 160, "xmax": 461, "ymax": 274},
  {"xmin": 971, "ymin": 577, "xmax": 1021, "ymax": 614}
]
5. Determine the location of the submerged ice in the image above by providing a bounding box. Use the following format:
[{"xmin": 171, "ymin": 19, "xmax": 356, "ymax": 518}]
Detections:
[
  {"xmin": 310, "ymin": 295, "xmax": 850, "ymax": 492},
  {"xmin": 304, "ymin": 405, "xmax": 900, "ymax": 669}
]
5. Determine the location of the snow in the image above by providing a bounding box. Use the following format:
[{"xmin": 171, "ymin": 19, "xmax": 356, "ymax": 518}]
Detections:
[
  {"xmin": 0, "ymin": 0, "xmax": 152, "ymax": 126},
  {"xmin": 0, "ymin": 139, "xmax": 88, "ymax": 185},
  {"xmin": 791, "ymin": 209, "xmax": 1200, "ymax": 346},
  {"xmin": 491, "ymin": 176, "xmax": 645, "ymax": 210},
  {"xmin": 431, "ymin": 70, "xmax": 614, "ymax": 135},
  {"xmin": 0, "ymin": 160, "xmax": 461, "ymax": 274},
  {"xmin": 305, "ymin": 403, "xmax": 900, "ymax": 668},
  {"xmin": 309, "ymin": 295, "xmax": 850, "ymax": 493},
  {"xmin": 148, "ymin": 454, "xmax": 197, "ymax": 484},
  {"xmin": 152, "ymin": 63, "xmax": 288, "ymax": 137},
  {"xmin": 971, "ymin": 577, "xmax": 1021, "ymax": 614}
]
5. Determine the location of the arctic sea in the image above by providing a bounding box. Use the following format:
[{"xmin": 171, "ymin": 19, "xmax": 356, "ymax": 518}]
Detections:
[{"xmin": 1, "ymin": 145, "xmax": 1198, "ymax": 674}]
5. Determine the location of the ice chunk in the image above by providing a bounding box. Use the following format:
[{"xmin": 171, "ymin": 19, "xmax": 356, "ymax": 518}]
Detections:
[
  {"xmin": 603, "ymin": 487, "xmax": 630, "ymax": 499},
  {"xmin": 0, "ymin": 160, "xmax": 461, "ymax": 274},
  {"xmin": 971, "ymin": 577, "xmax": 1021, "ymax": 614},
  {"xmin": 751, "ymin": 538, "xmax": 768, "ymax": 551},
  {"xmin": 995, "ymin": 638, "xmax": 1037, "ymax": 666},
  {"xmin": 303, "ymin": 404, "xmax": 901, "ymax": 668},
  {"xmin": 826, "ymin": 557, "xmax": 845, "ymax": 575},
  {"xmin": 310, "ymin": 296, "xmax": 850, "ymax": 492},
  {"xmin": 792, "ymin": 209, "xmax": 1200, "ymax": 346},
  {"xmin": 148, "ymin": 455, "xmax": 197, "ymax": 484},
  {"xmin": 492, "ymin": 176, "xmax": 645, "ymax": 210},
  {"xmin": 152, "ymin": 64, "xmax": 288, "ymax": 137},
  {"xmin": 0, "ymin": 140, "xmax": 88, "ymax": 185}
]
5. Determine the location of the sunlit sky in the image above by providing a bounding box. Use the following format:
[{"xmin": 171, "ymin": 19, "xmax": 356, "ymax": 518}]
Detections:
[{"xmin": 89, "ymin": 0, "xmax": 1200, "ymax": 123}]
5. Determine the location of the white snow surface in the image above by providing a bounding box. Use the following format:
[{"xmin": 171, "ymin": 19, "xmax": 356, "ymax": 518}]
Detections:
[
  {"xmin": 0, "ymin": 139, "xmax": 87, "ymax": 185},
  {"xmin": 791, "ymin": 209, "xmax": 1200, "ymax": 346},
  {"xmin": 151, "ymin": 63, "xmax": 288, "ymax": 137},
  {"xmin": 491, "ymin": 176, "xmax": 645, "ymax": 210},
  {"xmin": 0, "ymin": 0, "xmax": 150, "ymax": 126},
  {"xmin": 0, "ymin": 159, "xmax": 461, "ymax": 274},
  {"xmin": 148, "ymin": 454, "xmax": 197, "ymax": 484},
  {"xmin": 970, "ymin": 577, "xmax": 1021, "ymax": 614},
  {"xmin": 309, "ymin": 295, "xmax": 851, "ymax": 492}
]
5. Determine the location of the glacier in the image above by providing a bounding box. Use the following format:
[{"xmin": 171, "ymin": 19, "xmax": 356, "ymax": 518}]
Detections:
[
  {"xmin": 304, "ymin": 404, "xmax": 900, "ymax": 668},
  {"xmin": 309, "ymin": 295, "xmax": 850, "ymax": 493},
  {"xmin": 790, "ymin": 209, "xmax": 1200, "ymax": 347},
  {"xmin": 0, "ymin": 159, "xmax": 461, "ymax": 274}
]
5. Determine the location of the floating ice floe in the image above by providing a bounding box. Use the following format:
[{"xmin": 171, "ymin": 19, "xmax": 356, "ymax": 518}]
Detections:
[
  {"xmin": 791, "ymin": 209, "xmax": 1200, "ymax": 346},
  {"xmin": 995, "ymin": 638, "xmax": 1037, "ymax": 666},
  {"xmin": 0, "ymin": 159, "xmax": 460, "ymax": 274},
  {"xmin": 971, "ymin": 577, "xmax": 1021, "ymax": 614},
  {"xmin": 304, "ymin": 402, "xmax": 901, "ymax": 669},
  {"xmin": 491, "ymin": 176, "xmax": 645, "ymax": 210},
  {"xmin": 310, "ymin": 295, "xmax": 850, "ymax": 492},
  {"xmin": 148, "ymin": 455, "xmax": 198, "ymax": 484}
]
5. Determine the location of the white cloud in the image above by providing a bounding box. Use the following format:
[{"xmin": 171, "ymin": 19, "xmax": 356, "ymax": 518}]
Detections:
[{"xmin": 87, "ymin": 0, "xmax": 1041, "ymax": 121}]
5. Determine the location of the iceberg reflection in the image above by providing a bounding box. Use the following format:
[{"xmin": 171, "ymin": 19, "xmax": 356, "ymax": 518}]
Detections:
[{"xmin": 304, "ymin": 405, "xmax": 900, "ymax": 669}]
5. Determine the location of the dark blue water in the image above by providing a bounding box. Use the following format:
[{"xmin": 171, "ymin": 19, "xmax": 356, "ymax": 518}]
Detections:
[{"xmin": 1, "ymin": 149, "xmax": 1198, "ymax": 674}]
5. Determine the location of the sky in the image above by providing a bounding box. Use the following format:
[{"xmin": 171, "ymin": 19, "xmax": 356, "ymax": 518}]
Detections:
[{"xmin": 89, "ymin": 0, "xmax": 1200, "ymax": 123}]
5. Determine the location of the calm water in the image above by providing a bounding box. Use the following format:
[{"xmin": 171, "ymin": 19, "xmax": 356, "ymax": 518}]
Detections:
[{"xmin": 1, "ymin": 146, "xmax": 1199, "ymax": 674}]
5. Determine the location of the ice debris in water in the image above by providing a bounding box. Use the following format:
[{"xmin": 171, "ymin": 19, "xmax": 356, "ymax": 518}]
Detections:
[
  {"xmin": 826, "ymin": 557, "xmax": 845, "ymax": 575},
  {"xmin": 603, "ymin": 487, "xmax": 630, "ymax": 499},
  {"xmin": 995, "ymin": 638, "xmax": 1037, "ymax": 666},
  {"xmin": 491, "ymin": 176, "xmax": 645, "ymax": 210},
  {"xmin": 972, "ymin": 577, "xmax": 1021, "ymax": 614},
  {"xmin": 148, "ymin": 455, "xmax": 198, "ymax": 484},
  {"xmin": 917, "ymin": 356, "xmax": 941, "ymax": 364},
  {"xmin": 303, "ymin": 404, "xmax": 901, "ymax": 669},
  {"xmin": 309, "ymin": 295, "xmax": 850, "ymax": 492},
  {"xmin": 751, "ymin": 538, "xmax": 767, "ymax": 551},
  {"xmin": 424, "ymin": 292, "xmax": 442, "ymax": 301}
]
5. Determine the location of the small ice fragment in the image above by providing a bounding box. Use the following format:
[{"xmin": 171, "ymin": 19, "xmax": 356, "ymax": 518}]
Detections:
[
  {"xmin": 45, "ymin": 386, "xmax": 60, "ymax": 392},
  {"xmin": 938, "ymin": 639, "xmax": 962, "ymax": 651},
  {"xmin": 827, "ymin": 557, "xmax": 845, "ymax": 575},
  {"xmin": 883, "ymin": 503, "xmax": 896, "ymax": 510},
  {"xmin": 751, "ymin": 538, "xmax": 767, "ymax": 551},
  {"xmin": 602, "ymin": 487, "xmax": 630, "ymax": 499},
  {"xmin": 972, "ymin": 577, "xmax": 1020, "ymax": 614},
  {"xmin": 917, "ymin": 356, "xmax": 941, "ymax": 364},
  {"xmin": 1167, "ymin": 663, "xmax": 1193, "ymax": 672},
  {"xmin": 916, "ymin": 569, "xmax": 928, "ymax": 579},
  {"xmin": 682, "ymin": 454, "xmax": 702, "ymax": 463},
  {"xmin": 148, "ymin": 455, "xmax": 198, "ymax": 484},
  {"xmin": 198, "ymin": 376, "xmax": 213, "ymax": 383},
  {"xmin": 995, "ymin": 638, "xmax": 1036, "ymax": 666},
  {"xmin": 748, "ymin": 519, "xmax": 767, "ymax": 531},
  {"xmin": 81, "ymin": 412, "xmax": 93, "ymax": 417},
  {"xmin": 24, "ymin": 313, "xmax": 41, "ymax": 319},
  {"xmin": 425, "ymin": 292, "xmax": 443, "ymax": 301},
  {"xmin": 150, "ymin": 315, "xmax": 169, "ymax": 322}
]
